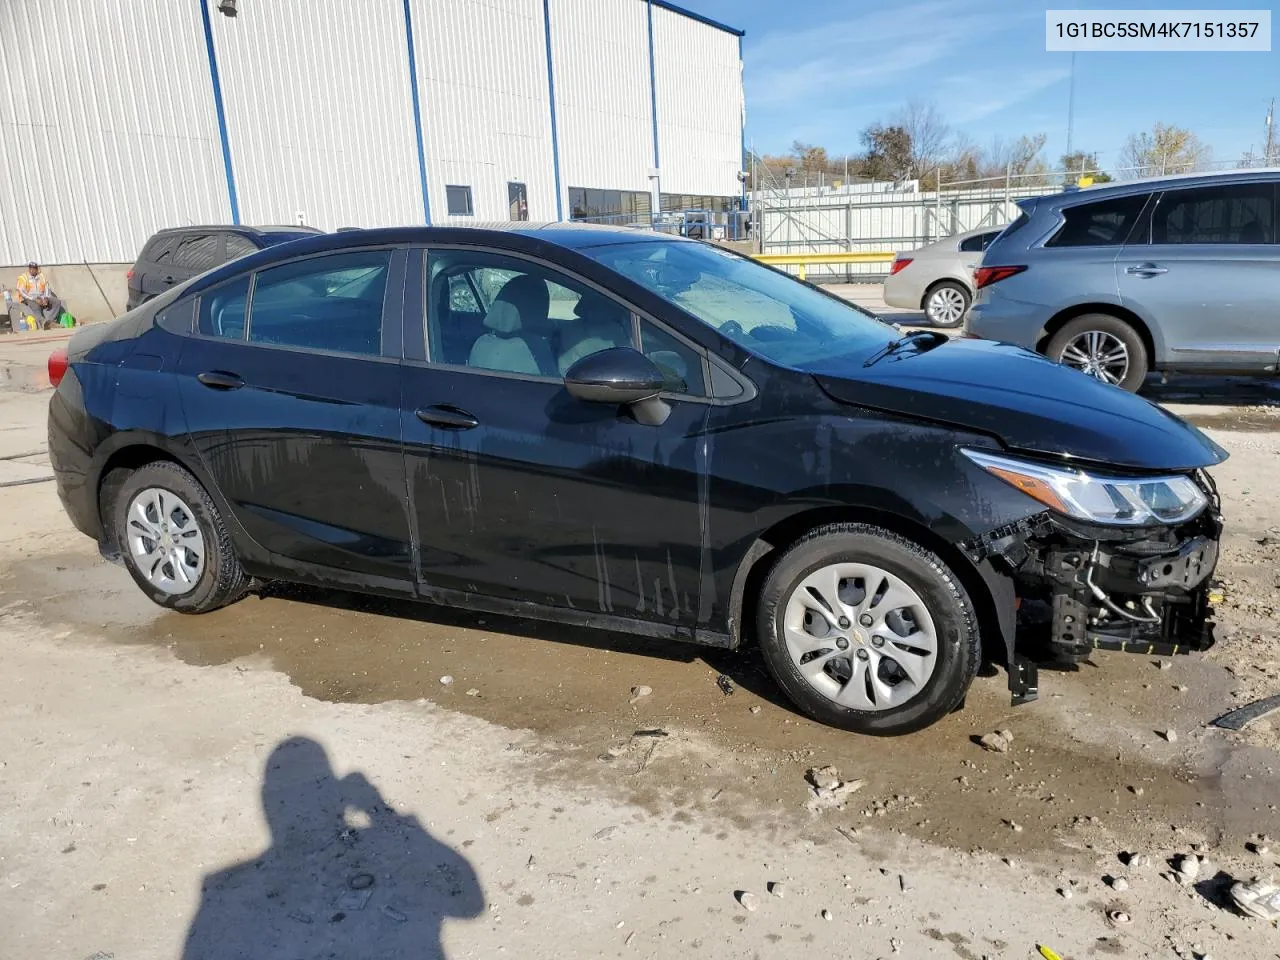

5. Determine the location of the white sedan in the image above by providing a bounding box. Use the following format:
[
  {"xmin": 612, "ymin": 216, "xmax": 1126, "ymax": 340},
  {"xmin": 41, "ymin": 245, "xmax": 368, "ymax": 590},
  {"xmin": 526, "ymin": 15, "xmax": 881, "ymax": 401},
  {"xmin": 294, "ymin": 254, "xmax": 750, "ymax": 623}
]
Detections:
[{"xmin": 882, "ymin": 226, "xmax": 1004, "ymax": 328}]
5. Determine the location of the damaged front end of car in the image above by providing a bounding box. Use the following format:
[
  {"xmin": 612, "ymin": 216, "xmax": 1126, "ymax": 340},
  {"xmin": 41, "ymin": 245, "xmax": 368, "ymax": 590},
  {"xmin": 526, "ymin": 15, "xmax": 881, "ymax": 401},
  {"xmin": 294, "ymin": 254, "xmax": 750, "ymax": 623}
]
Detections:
[{"xmin": 960, "ymin": 451, "xmax": 1223, "ymax": 705}]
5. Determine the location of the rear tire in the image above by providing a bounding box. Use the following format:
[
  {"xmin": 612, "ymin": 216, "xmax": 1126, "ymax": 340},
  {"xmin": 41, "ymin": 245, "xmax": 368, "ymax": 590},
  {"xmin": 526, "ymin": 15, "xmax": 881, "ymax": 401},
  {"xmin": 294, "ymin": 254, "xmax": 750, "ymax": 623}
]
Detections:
[
  {"xmin": 111, "ymin": 461, "xmax": 250, "ymax": 613},
  {"xmin": 1046, "ymin": 313, "xmax": 1148, "ymax": 392},
  {"xmin": 923, "ymin": 281, "xmax": 970, "ymax": 328},
  {"xmin": 756, "ymin": 523, "xmax": 981, "ymax": 736}
]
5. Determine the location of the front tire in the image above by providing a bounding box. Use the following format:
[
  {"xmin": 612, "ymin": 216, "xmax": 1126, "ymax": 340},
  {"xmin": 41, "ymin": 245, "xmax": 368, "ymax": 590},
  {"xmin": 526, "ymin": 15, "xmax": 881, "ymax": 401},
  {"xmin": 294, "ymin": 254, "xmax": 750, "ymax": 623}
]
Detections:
[
  {"xmin": 923, "ymin": 281, "xmax": 970, "ymax": 328},
  {"xmin": 1046, "ymin": 313, "xmax": 1148, "ymax": 392},
  {"xmin": 756, "ymin": 524, "xmax": 980, "ymax": 736},
  {"xmin": 111, "ymin": 461, "xmax": 250, "ymax": 613}
]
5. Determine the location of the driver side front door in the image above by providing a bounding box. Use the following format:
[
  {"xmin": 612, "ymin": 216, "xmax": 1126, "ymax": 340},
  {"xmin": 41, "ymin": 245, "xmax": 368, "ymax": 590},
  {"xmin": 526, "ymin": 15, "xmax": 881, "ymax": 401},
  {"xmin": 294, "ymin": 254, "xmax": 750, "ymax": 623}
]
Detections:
[{"xmin": 399, "ymin": 246, "xmax": 718, "ymax": 638}]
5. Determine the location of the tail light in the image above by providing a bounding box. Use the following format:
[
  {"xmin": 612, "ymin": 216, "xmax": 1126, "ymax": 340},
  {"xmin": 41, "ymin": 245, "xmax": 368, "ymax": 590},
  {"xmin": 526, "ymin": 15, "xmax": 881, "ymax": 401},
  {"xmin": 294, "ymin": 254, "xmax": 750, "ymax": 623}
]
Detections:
[
  {"xmin": 974, "ymin": 265, "xmax": 1027, "ymax": 289},
  {"xmin": 888, "ymin": 257, "xmax": 913, "ymax": 276},
  {"xmin": 48, "ymin": 349, "xmax": 69, "ymax": 388},
  {"xmin": 126, "ymin": 268, "xmax": 135, "ymax": 281}
]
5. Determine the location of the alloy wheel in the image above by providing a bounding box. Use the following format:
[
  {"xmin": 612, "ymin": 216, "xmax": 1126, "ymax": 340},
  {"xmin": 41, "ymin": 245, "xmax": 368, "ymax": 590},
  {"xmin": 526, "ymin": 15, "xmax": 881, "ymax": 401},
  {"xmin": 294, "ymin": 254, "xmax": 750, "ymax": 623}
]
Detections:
[
  {"xmin": 782, "ymin": 562, "xmax": 938, "ymax": 711},
  {"xmin": 125, "ymin": 487, "xmax": 206, "ymax": 595},
  {"xmin": 1060, "ymin": 330, "xmax": 1130, "ymax": 385},
  {"xmin": 926, "ymin": 286, "xmax": 967, "ymax": 326}
]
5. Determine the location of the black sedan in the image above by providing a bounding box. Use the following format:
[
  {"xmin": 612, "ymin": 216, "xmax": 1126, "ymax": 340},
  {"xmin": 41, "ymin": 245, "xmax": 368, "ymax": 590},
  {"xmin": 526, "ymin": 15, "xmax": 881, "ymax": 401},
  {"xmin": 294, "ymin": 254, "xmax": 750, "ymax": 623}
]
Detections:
[{"xmin": 46, "ymin": 225, "xmax": 1226, "ymax": 735}]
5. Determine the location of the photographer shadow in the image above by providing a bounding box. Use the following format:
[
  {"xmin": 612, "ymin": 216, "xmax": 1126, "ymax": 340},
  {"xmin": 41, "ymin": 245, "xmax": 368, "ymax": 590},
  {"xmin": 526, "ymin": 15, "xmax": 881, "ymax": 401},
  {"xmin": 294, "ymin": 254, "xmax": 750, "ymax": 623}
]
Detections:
[{"xmin": 183, "ymin": 736, "xmax": 483, "ymax": 960}]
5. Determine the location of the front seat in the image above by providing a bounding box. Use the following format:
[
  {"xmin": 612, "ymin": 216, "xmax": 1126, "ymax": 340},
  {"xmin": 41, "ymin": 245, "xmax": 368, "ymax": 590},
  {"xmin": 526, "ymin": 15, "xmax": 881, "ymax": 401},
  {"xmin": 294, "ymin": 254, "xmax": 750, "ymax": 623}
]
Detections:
[
  {"xmin": 557, "ymin": 292, "xmax": 631, "ymax": 375},
  {"xmin": 468, "ymin": 275, "xmax": 555, "ymax": 376}
]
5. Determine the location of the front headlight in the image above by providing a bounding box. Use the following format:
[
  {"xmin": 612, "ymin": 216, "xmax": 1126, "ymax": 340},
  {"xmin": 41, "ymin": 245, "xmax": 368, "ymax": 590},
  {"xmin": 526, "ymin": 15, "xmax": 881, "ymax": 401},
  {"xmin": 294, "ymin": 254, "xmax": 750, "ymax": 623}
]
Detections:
[{"xmin": 963, "ymin": 449, "xmax": 1208, "ymax": 526}]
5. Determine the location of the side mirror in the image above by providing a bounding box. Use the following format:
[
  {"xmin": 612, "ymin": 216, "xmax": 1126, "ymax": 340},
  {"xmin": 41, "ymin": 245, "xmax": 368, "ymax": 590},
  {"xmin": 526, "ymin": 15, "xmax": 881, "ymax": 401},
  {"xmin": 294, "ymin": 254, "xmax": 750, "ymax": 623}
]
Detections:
[
  {"xmin": 564, "ymin": 347, "xmax": 664, "ymax": 404},
  {"xmin": 564, "ymin": 347, "xmax": 670, "ymax": 425}
]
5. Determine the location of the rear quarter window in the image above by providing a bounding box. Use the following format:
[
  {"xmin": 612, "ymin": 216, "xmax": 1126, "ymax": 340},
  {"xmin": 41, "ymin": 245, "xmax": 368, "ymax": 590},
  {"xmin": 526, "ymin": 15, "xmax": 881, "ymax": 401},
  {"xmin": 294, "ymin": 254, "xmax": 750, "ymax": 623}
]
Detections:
[{"xmin": 1046, "ymin": 194, "xmax": 1151, "ymax": 247}]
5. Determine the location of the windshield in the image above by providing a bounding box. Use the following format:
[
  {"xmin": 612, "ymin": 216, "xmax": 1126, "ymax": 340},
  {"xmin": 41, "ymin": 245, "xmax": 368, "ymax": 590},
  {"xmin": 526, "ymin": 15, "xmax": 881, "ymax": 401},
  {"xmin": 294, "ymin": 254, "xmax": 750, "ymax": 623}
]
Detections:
[{"xmin": 584, "ymin": 240, "xmax": 895, "ymax": 366}]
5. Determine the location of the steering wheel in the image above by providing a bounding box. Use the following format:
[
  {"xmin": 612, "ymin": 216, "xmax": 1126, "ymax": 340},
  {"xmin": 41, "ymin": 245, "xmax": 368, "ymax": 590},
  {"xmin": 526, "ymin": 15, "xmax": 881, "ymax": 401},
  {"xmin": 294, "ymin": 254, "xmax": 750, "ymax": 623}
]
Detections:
[{"xmin": 719, "ymin": 320, "xmax": 744, "ymax": 339}]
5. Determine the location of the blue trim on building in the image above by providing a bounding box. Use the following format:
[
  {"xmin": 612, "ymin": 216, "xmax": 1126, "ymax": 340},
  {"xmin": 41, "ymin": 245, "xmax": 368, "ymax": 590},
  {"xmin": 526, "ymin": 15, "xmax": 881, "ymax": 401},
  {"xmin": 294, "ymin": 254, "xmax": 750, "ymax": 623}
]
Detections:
[
  {"xmin": 650, "ymin": 0, "xmax": 743, "ymax": 37},
  {"xmin": 647, "ymin": 0, "xmax": 660, "ymax": 171},
  {"xmin": 198, "ymin": 0, "xmax": 240, "ymax": 224},
  {"xmin": 542, "ymin": 0, "xmax": 564, "ymax": 221},
  {"xmin": 738, "ymin": 33, "xmax": 747, "ymax": 211},
  {"xmin": 401, "ymin": 0, "xmax": 433, "ymax": 224}
]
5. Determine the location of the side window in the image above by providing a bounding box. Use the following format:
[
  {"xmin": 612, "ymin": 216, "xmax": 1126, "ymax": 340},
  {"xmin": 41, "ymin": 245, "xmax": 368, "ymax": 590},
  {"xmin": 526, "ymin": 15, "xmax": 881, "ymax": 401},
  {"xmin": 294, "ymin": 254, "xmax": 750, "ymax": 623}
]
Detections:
[
  {"xmin": 1046, "ymin": 194, "xmax": 1150, "ymax": 247},
  {"xmin": 426, "ymin": 251, "xmax": 628, "ymax": 378},
  {"xmin": 248, "ymin": 250, "xmax": 390, "ymax": 356},
  {"xmin": 172, "ymin": 233, "xmax": 221, "ymax": 271},
  {"xmin": 446, "ymin": 185, "xmax": 474, "ymax": 216},
  {"xmin": 958, "ymin": 233, "xmax": 986, "ymax": 253},
  {"xmin": 225, "ymin": 234, "xmax": 258, "ymax": 260},
  {"xmin": 1151, "ymin": 183, "xmax": 1276, "ymax": 245},
  {"xmin": 639, "ymin": 319, "xmax": 707, "ymax": 397},
  {"xmin": 196, "ymin": 275, "xmax": 251, "ymax": 339}
]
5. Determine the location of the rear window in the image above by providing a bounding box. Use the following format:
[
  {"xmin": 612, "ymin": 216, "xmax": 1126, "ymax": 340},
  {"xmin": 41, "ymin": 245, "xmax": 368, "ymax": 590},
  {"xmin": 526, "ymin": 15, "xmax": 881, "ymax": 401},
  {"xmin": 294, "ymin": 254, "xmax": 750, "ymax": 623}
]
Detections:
[
  {"xmin": 1047, "ymin": 194, "xmax": 1150, "ymax": 247},
  {"xmin": 958, "ymin": 231, "xmax": 999, "ymax": 253},
  {"xmin": 140, "ymin": 236, "xmax": 175, "ymax": 265}
]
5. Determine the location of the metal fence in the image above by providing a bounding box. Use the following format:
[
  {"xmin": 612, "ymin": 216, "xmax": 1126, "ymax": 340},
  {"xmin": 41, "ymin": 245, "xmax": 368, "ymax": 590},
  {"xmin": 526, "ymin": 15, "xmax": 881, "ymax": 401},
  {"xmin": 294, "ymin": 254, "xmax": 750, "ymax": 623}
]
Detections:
[
  {"xmin": 750, "ymin": 154, "xmax": 1280, "ymax": 282},
  {"xmin": 752, "ymin": 173, "xmax": 1058, "ymax": 282}
]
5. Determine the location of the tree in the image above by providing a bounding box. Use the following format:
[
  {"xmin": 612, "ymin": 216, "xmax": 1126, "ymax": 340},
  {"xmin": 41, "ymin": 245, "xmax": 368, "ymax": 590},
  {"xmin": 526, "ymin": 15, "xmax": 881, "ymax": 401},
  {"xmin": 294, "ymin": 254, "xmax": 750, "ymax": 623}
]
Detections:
[
  {"xmin": 894, "ymin": 100, "xmax": 951, "ymax": 182},
  {"xmin": 1119, "ymin": 123, "xmax": 1210, "ymax": 177},
  {"xmin": 859, "ymin": 124, "xmax": 913, "ymax": 181},
  {"xmin": 1059, "ymin": 151, "xmax": 1113, "ymax": 183},
  {"xmin": 790, "ymin": 141, "xmax": 831, "ymax": 177}
]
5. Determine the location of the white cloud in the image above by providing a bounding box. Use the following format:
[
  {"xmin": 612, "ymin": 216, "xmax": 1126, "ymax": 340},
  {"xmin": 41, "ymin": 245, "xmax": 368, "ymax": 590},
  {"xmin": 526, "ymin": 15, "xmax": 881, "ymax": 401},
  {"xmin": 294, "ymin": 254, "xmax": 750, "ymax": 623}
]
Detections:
[
  {"xmin": 937, "ymin": 67, "xmax": 1073, "ymax": 123},
  {"xmin": 745, "ymin": 0, "xmax": 1034, "ymax": 109}
]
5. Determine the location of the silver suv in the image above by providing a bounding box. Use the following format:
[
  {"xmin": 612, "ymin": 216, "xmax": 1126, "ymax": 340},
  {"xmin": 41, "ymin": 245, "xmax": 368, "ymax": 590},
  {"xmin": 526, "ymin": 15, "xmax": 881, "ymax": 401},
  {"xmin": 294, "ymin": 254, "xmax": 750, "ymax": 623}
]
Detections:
[{"xmin": 967, "ymin": 170, "xmax": 1279, "ymax": 392}]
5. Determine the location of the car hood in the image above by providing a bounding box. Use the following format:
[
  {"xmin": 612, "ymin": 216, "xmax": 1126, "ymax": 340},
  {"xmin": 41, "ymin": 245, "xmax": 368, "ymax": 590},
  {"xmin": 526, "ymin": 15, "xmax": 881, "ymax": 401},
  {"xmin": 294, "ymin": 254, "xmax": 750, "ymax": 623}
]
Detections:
[{"xmin": 809, "ymin": 338, "xmax": 1227, "ymax": 472}]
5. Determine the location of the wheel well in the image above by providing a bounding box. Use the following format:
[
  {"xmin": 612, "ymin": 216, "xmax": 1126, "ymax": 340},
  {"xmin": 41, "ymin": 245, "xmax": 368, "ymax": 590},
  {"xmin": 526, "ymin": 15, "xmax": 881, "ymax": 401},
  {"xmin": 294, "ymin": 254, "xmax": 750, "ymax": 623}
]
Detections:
[
  {"xmin": 731, "ymin": 505, "xmax": 1005, "ymax": 666},
  {"xmin": 919, "ymin": 277, "xmax": 972, "ymax": 310},
  {"xmin": 96, "ymin": 445, "xmax": 184, "ymax": 545},
  {"xmin": 1035, "ymin": 303, "xmax": 1155, "ymax": 361}
]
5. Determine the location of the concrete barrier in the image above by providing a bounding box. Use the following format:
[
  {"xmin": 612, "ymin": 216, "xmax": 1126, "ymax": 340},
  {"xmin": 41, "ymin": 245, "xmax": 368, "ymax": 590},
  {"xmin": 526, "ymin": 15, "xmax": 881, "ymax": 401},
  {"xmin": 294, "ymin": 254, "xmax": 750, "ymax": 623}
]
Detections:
[{"xmin": 2, "ymin": 263, "xmax": 130, "ymax": 326}]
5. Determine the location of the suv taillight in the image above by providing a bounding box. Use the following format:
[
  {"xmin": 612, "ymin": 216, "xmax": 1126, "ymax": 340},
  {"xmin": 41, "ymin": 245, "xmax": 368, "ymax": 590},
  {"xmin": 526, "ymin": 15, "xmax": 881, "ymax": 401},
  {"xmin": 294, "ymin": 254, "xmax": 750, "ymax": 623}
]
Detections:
[
  {"xmin": 974, "ymin": 265, "xmax": 1027, "ymax": 289},
  {"xmin": 888, "ymin": 257, "xmax": 913, "ymax": 276},
  {"xmin": 126, "ymin": 268, "xmax": 135, "ymax": 281},
  {"xmin": 48, "ymin": 349, "xmax": 69, "ymax": 388}
]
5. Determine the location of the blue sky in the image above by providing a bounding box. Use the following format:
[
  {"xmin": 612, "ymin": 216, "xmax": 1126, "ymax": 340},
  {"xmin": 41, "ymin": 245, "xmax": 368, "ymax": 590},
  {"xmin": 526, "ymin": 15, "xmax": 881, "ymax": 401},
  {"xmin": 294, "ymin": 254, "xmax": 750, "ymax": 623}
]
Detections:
[{"xmin": 689, "ymin": 0, "xmax": 1278, "ymax": 172}]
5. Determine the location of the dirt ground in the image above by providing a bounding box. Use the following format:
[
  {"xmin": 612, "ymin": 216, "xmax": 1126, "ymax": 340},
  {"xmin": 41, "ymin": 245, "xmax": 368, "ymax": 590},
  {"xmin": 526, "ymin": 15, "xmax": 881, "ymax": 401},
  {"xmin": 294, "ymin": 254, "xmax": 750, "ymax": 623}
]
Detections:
[{"xmin": 3, "ymin": 314, "xmax": 1280, "ymax": 960}]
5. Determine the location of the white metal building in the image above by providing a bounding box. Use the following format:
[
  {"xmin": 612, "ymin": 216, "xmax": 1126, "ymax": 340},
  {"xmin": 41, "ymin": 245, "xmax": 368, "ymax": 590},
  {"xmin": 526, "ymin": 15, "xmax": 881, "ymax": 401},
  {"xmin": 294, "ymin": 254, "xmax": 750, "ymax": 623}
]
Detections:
[{"xmin": 0, "ymin": 0, "xmax": 745, "ymax": 265}]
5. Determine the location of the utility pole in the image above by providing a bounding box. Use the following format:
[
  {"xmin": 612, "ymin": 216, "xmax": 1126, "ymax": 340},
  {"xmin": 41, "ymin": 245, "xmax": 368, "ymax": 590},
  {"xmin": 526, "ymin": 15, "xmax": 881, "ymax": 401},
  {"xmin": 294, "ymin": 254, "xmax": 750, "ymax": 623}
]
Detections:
[
  {"xmin": 1264, "ymin": 98, "xmax": 1276, "ymax": 164},
  {"xmin": 1065, "ymin": 52, "xmax": 1077, "ymax": 158}
]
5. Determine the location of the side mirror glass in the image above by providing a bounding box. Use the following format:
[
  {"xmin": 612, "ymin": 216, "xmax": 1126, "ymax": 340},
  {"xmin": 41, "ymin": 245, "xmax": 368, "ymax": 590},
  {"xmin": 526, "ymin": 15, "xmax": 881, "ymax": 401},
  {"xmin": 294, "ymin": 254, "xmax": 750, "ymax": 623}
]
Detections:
[{"xmin": 564, "ymin": 347, "xmax": 665, "ymax": 405}]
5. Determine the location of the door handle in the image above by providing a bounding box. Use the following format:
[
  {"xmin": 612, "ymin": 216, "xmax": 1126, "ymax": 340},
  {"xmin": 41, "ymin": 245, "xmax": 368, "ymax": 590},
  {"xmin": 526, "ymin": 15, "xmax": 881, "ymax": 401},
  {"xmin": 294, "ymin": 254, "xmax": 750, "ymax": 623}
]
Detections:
[
  {"xmin": 197, "ymin": 371, "xmax": 245, "ymax": 390},
  {"xmin": 1125, "ymin": 263, "xmax": 1168, "ymax": 277},
  {"xmin": 416, "ymin": 405, "xmax": 479, "ymax": 430}
]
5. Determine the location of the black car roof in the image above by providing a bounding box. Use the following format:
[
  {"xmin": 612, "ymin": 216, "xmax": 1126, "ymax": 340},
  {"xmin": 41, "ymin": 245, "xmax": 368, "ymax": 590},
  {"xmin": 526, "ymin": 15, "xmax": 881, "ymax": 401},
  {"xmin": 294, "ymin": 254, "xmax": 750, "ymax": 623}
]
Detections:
[{"xmin": 180, "ymin": 223, "xmax": 688, "ymax": 297}]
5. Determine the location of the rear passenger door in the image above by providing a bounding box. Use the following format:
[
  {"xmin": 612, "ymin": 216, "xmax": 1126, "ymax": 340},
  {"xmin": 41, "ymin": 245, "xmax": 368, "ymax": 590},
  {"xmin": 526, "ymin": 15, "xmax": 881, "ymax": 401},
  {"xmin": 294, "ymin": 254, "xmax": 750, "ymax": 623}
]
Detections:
[
  {"xmin": 174, "ymin": 246, "xmax": 416, "ymax": 591},
  {"xmin": 1116, "ymin": 181, "xmax": 1279, "ymax": 372},
  {"xmin": 400, "ymin": 246, "xmax": 714, "ymax": 635}
]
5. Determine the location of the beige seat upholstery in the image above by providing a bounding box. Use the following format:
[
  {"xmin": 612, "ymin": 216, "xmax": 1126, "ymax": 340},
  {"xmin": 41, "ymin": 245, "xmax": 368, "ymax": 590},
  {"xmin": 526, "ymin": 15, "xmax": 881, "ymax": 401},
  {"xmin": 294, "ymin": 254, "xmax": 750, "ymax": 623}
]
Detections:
[
  {"xmin": 467, "ymin": 275, "xmax": 556, "ymax": 376},
  {"xmin": 556, "ymin": 292, "xmax": 631, "ymax": 375}
]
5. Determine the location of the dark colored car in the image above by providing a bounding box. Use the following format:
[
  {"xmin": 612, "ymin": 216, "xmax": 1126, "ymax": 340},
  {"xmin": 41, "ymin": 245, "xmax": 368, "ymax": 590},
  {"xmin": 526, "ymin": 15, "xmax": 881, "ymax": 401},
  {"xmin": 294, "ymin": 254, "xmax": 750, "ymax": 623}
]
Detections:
[
  {"xmin": 125, "ymin": 225, "xmax": 322, "ymax": 311},
  {"xmin": 47, "ymin": 225, "xmax": 1226, "ymax": 735}
]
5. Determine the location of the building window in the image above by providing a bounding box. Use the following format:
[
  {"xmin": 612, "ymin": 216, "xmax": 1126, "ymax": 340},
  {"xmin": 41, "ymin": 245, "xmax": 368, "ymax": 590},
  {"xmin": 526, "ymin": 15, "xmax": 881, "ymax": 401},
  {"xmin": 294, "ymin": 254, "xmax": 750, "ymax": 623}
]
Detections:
[
  {"xmin": 446, "ymin": 185, "xmax": 474, "ymax": 217},
  {"xmin": 508, "ymin": 182, "xmax": 529, "ymax": 221},
  {"xmin": 660, "ymin": 194, "xmax": 738, "ymax": 214},
  {"xmin": 567, "ymin": 186, "xmax": 651, "ymax": 223}
]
